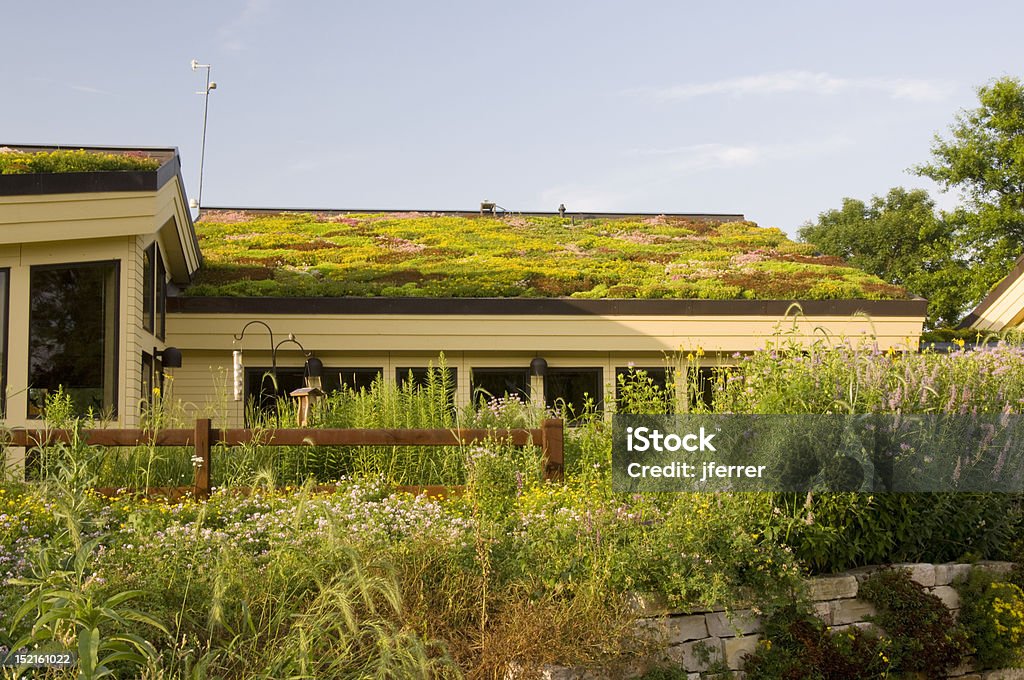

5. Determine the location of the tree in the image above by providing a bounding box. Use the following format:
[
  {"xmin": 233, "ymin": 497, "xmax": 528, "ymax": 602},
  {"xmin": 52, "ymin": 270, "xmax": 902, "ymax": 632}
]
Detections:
[
  {"xmin": 916, "ymin": 76, "xmax": 1024, "ymax": 298},
  {"xmin": 799, "ymin": 187, "xmax": 970, "ymax": 327}
]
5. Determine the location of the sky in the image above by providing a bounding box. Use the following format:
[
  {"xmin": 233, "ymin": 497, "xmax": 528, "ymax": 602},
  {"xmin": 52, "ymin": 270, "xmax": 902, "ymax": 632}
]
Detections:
[{"xmin": 3, "ymin": 1, "xmax": 1024, "ymax": 235}]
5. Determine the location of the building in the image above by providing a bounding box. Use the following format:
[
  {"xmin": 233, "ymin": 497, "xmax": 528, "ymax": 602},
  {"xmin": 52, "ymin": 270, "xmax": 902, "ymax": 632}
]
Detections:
[
  {"xmin": 960, "ymin": 253, "xmax": 1024, "ymax": 332},
  {"xmin": 0, "ymin": 145, "xmax": 927, "ymax": 434}
]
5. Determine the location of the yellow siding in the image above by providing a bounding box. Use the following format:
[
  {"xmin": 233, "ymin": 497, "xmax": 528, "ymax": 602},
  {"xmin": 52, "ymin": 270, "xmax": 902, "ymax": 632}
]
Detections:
[
  {"xmin": 166, "ymin": 312, "xmax": 923, "ymax": 355},
  {"xmin": 970, "ymin": 274, "xmax": 1024, "ymax": 331}
]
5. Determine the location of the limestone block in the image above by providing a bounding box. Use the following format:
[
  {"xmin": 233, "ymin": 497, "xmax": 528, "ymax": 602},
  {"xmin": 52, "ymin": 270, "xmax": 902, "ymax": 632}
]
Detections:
[
  {"xmin": 930, "ymin": 585, "xmax": 961, "ymax": 610},
  {"xmin": 807, "ymin": 575, "xmax": 858, "ymax": 601},
  {"xmin": 831, "ymin": 599, "xmax": 877, "ymax": 625},
  {"xmin": 974, "ymin": 561, "xmax": 1016, "ymax": 577},
  {"xmin": 706, "ymin": 609, "xmax": 761, "ymax": 638},
  {"xmin": 665, "ymin": 615, "xmax": 710, "ymax": 643},
  {"xmin": 830, "ymin": 621, "xmax": 880, "ymax": 636},
  {"xmin": 812, "ymin": 601, "xmax": 833, "ymax": 625},
  {"xmin": 894, "ymin": 562, "xmax": 936, "ymax": 587},
  {"xmin": 723, "ymin": 634, "xmax": 761, "ymax": 670},
  {"xmin": 983, "ymin": 671, "xmax": 1024, "ymax": 680},
  {"xmin": 626, "ymin": 592, "xmax": 672, "ymax": 617},
  {"xmin": 667, "ymin": 637, "xmax": 723, "ymax": 673},
  {"xmin": 935, "ymin": 563, "xmax": 972, "ymax": 586}
]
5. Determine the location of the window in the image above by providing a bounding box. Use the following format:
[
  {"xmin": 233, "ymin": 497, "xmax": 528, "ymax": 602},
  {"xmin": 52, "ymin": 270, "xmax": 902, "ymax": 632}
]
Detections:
[
  {"xmin": 692, "ymin": 366, "xmax": 719, "ymax": 410},
  {"xmin": 29, "ymin": 261, "xmax": 119, "ymax": 418},
  {"xmin": 396, "ymin": 366, "xmax": 457, "ymax": 405},
  {"xmin": 544, "ymin": 368, "xmax": 602, "ymax": 420},
  {"xmin": 338, "ymin": 368, "xmax": 383, "ymax": 392},
  {"xmin": 615, "ymin": 366, "xmax": 673, "ymax": 413},
  {"xmin": 246, "ymin": 367, "xmax": 341, "ymax": 413},
  {"xmin": 142, "ymin": 243, "xmax": 154, "ymax": 332},
  {"xmin": 244, "ymin": 367, "xmax": 382, "ymax": 414},
  {"xmin": 156, "ymin": 252, "xmax": 167, "ymax": 341},
  {"xmin": 141, "ymin": 242, "xmax": 166, "ymax": 338},
  {"xmin": 141, "ymin": 352, "xmax": 154, "ymax": 407},
  {"xmin": 470, "ymin": 368, "xmax": 530, "ymax": 404},
  {"xmin": 0, "ymin": 269, "xmax": 8, "ymax": 416}
]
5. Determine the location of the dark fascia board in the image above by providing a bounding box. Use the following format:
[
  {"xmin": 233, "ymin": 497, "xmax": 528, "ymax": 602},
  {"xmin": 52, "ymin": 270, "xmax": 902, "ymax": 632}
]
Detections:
[
  {"xmin": 0, "ymin": 144, "xmax": 180, "ymax": 196},
  {"xmin": 959, "ymin": 251, "xmax": 1024, "ymax": 328},
  {"xmin": 168, "ymin": 296, "xmax": 928, "ymax": 318},
  {"xmin": 199, "ymin": 206, "xmax": 746, "ymax": 221}
]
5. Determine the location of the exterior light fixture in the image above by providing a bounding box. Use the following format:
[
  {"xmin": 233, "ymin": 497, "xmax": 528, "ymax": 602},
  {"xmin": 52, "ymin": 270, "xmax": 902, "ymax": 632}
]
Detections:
[
  {"xmin": 156, "ymin": 346, "xmax": 183, "ymax": 368},
  {"xmin": 530, "ymin": 357, "xmax": 548, "ymax": 377}
]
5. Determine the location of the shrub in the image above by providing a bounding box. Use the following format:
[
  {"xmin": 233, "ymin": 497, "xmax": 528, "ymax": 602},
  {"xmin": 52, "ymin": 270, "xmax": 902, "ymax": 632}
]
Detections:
[
  {"xmin": 956, "ymin": 570, "xmax": 1024, "ymax": 669},
  {"xmin": 858, "ymin": 569, "xmax": 970, "ymax": 676},
  {"xmin": 743, "ymin": 603, "xmax": 891, "ymax": 679}
]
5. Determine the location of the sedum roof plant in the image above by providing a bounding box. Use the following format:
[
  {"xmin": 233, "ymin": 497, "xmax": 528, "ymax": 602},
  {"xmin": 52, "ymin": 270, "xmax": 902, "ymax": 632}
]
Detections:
[
  {"xmin": 187, "ymin": 210, "xmax": 907, "ymax": 300},
  {"xmin": 0, "ymin": 147, "xmax": 161, "ymax": 174}
]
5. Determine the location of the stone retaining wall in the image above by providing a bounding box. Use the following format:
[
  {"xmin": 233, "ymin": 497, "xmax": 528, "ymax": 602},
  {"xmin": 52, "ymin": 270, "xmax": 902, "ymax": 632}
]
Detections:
[{"xmin": 538, "ymin": 562, "xmax": 1022, "ymax": 680}]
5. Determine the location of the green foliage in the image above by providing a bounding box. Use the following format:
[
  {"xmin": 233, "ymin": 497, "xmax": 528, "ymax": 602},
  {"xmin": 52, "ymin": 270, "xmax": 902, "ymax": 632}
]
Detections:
[
  {"xmin": 799, "ymin": 187, "xmax": 969, "ymax": 326},
  {"xmin": 4, "ymin": 538, "xmax": 167, "ymax": 679},
  {"xmin": 916, "ymin": 77, "xmax": 1024, "ymax": 303},
  {"xmin": 743, "ymin": 603, "xmax": 891, "ymax": 679},
  {"xmin": 956, "ymin": 570, "xmax": 1024, "ymax": 669},
  {"xmin": 858, "ymin": 569, "xmax": 970, "ymax": 676},
  {"xmin": 186, "ymin": 210, "xmax": 905, "ymax": 300},
  {"xmin": 0, "ymin": 148, "xmax": 160, "ymax": 174}
]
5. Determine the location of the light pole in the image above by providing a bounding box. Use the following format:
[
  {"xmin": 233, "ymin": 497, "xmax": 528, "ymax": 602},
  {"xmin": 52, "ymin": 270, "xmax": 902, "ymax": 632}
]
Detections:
[{"xmin": 190, "ymin": 59, "xmax": 217, "ymax": 210}]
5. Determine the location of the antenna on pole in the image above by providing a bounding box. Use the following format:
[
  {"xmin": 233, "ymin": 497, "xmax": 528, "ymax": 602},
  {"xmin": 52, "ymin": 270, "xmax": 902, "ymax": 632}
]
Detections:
[{"xmin": 190, "ymin": 59, "xmax": 217, "ymax": 211}]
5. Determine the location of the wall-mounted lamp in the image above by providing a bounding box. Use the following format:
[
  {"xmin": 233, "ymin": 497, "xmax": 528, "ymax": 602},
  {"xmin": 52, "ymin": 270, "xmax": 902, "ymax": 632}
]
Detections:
[
  {"xmin": 530, "ymin": 357, "xmax": 548, "ymax": 377},
  {"xmin": 155, "ymin": 346, "xmax": 183, "ymax": 368}
]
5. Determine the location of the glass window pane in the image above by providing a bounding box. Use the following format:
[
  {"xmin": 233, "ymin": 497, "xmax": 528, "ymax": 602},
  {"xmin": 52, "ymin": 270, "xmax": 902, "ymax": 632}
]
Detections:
[
  {"xmin": 544, "ymin": 368, "xmax": 602, "ymax": 420},
  {"xmin": 29, "ymin": 262, "xmax": 119, "ymax": 418},
  {"xmin": 156, "ymin": 252, "xmax": 166, "ymax": 341},
  {"xmin": 471, "ymin": 368, "xmax": 530, "ymax": 404},
  {"xmin": 615, "ymin": 366, "xmax": 673, "ymax": 413},
  {"xmin": 142, "ymin": 244, "xmax": 154, "ymax": 333},
  {"xmin": 141, "ymin": 352, "xmax": 154, "ymax": 408},
  {"xmin": 395, "ymin": 366, "xmax": 457, "ymax": 406},
  {"xmin": 338, "ymin": 368, "xmax": 382, "ymax": 392},
  {"xmin": 0, "ymin": 269, "xmax": 7, "ymax": 417}
]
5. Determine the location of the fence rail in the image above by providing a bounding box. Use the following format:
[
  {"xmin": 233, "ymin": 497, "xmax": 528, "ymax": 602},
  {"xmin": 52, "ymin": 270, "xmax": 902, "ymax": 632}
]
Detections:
[{"xmin": 7, "ymin": 418, "xmax": 565, "ymax": 498}]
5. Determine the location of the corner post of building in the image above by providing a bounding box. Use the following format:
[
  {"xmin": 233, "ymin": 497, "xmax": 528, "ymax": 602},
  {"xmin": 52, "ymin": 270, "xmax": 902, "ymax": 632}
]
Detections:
[
  {"xmin": 541, "ymin": 418, "xmax": 564, "ymax": 482},
  {"xmin": 193, "ymin": 418, "xmax": 212, "ymax": 498}
]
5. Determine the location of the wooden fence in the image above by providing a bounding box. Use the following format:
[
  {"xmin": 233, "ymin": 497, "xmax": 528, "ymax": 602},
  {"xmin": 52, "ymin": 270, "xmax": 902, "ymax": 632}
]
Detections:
[{"xmin": 7, "ymin": 418, "xmax": 565, "ymax": 499}]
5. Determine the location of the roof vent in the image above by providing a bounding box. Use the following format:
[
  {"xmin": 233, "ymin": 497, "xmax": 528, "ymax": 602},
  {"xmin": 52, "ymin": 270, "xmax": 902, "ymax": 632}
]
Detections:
[{"xmin": 480, "ymin": 200, "xmax": 496, "ymax": 214}]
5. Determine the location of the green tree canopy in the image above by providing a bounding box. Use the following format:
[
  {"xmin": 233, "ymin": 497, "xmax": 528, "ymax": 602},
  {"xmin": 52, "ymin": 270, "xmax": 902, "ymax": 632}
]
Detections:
[
  {"xmin": 916, "ymin": 76, "xmax": 1024, "ymax": 298},
  {"xmin": 799, "ymin": 188, "xmax": 970, "ymax": 327}
]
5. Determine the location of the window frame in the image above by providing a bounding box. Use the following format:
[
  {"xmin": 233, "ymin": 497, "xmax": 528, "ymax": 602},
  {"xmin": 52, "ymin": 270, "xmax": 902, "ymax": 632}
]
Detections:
[{"xmin": 27, "ymin": 259, "xmax": 121, "ymax": 419}]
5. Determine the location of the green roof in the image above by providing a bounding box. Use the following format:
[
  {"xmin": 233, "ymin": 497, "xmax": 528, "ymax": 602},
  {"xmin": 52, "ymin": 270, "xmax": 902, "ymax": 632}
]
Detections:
[
  {"xmin": 186, "ymin": 210, "xmax": 906, "ymax": 300},
  {"xmin": 0, "ymin": 147, "xmax": 161, "ymax": 174}
]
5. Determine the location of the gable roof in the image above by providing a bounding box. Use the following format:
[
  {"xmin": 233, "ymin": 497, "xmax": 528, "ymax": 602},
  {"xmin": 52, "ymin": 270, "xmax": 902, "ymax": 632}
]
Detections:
[{"xmin": 960, "ymin": 252, "xmax": 1024, "ymax": 330}]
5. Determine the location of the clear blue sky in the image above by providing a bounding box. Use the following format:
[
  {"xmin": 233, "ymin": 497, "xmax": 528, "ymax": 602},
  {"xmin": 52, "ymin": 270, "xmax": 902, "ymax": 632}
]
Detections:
[{"xmin": 3, "ymin": 1, "xmax": 1023, "ymax": 234}]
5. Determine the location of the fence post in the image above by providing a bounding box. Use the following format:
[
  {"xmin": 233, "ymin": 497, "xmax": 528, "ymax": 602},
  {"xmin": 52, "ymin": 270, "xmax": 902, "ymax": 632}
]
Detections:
[
  {"xmin": 193, "ymin": 418, "xmax": 212, "ymax": 498},
  {"xmin": 541, "ymin": 418, "xmax": 564, "ymax": 481}
]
